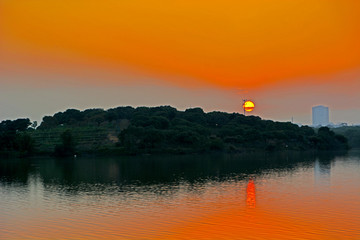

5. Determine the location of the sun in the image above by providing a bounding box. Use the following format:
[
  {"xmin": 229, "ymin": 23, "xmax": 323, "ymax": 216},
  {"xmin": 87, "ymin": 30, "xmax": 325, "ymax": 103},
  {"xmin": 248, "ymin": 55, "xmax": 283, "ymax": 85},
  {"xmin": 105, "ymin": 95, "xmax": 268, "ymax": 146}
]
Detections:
[{"xmin": 243, "ymin": 100, "xmax": 255, "ymax": 112}]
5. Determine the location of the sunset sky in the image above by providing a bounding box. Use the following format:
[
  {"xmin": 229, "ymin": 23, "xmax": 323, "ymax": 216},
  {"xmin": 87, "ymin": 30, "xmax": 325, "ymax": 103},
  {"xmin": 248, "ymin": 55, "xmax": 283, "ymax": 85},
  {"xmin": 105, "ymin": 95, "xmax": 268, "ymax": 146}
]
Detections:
[{"xmin": 1, "ymin": 0, "xmax": 360, "ymax": 124}]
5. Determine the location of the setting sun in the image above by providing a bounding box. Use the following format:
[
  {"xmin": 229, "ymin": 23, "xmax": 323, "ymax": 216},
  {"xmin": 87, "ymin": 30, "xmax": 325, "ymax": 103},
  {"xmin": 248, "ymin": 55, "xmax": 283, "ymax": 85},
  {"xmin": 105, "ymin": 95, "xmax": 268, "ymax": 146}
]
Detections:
[{"xmin": 243, "ymin": 100, "xmax": 255, "ymax": 112}]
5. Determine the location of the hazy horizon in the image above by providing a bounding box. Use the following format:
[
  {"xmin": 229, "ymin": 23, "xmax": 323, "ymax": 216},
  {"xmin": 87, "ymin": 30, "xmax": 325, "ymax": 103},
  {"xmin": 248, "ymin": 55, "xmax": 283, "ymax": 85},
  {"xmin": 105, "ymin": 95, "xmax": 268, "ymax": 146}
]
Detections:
[{"xmin": 1, "ymin": 1, "xmax": 360, "ymax": 125}]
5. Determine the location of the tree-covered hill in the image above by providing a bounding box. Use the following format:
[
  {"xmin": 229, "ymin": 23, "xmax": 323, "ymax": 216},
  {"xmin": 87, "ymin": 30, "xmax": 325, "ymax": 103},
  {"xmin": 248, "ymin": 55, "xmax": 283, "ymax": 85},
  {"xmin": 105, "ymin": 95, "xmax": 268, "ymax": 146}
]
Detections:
[
  {"xmin": 0, "ymin": 106, "xmax": 349, "ymax": 157},
  {"xmin": 29, "ymin": 106, "xmax": 348, "ymax": 155}
]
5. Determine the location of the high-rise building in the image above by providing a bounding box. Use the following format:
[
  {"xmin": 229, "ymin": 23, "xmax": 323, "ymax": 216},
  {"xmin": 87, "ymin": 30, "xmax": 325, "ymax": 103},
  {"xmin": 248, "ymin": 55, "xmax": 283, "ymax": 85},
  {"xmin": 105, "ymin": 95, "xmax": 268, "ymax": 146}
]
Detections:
[{"xmin": 312, "ymin": 105, "xmax": 329, "ymax": 126}]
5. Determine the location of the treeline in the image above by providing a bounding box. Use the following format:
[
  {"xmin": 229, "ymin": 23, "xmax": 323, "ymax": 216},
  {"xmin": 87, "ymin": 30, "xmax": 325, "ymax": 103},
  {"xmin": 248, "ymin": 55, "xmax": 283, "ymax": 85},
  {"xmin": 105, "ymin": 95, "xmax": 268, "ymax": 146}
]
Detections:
[
  {"xmin": 0, "ymin": 106, "xmax": 349, "ymax": 157},
  {"xmin": 332, "ymin": 126, "xmax": 360, "ymax": 149},
  {"xmin": 0, "ymin": 119, "xmax": 35, "ymax": 157},
  {"xmin": 37, "ymin": 106, "xmax": 348, "ymax": 154}
]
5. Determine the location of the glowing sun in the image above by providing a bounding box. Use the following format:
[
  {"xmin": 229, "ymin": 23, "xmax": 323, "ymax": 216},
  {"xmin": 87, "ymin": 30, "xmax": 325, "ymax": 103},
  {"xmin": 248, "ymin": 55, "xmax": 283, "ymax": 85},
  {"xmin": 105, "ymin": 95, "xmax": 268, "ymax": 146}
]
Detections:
[{"xmin": 243, "ymin": 100, "xmax": 255, "ymax": 112}]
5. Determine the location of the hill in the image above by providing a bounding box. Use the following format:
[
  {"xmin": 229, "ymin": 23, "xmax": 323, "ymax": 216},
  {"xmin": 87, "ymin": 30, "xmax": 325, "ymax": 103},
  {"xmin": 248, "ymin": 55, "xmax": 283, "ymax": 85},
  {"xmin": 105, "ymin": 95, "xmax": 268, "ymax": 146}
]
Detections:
[
  {"xmin": 0, "ymin": 106, "xmax": 349, "ymax": 157},
  {"xmin": 34, "ymin": 106, "xmax": 349, "ymax": 155}
]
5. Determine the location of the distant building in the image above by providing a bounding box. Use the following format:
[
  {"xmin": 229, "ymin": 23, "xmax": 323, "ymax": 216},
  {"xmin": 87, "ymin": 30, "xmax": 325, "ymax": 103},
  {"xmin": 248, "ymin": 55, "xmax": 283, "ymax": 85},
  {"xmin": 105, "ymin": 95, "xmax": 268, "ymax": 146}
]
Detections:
[{"xmin": 312, "ymin": 105, "xmax": 329, "ymax": 126}]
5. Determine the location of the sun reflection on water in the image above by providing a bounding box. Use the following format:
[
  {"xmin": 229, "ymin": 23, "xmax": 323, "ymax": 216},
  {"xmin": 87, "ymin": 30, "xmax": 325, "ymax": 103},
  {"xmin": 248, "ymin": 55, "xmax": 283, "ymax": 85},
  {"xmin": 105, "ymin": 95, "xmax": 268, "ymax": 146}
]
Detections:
[
  {"xmin": 246, "ymin": 179, "xmax": 256, "ymax": 208},
  {"xmin": 1, "ymin": 153, "xmax": 360, "ymax": 239}
]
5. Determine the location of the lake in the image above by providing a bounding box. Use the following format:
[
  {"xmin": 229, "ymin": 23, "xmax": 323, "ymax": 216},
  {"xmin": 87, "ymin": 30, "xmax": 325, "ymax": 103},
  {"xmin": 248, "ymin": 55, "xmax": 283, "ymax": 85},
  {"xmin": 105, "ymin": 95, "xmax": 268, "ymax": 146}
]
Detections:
[{"xmin": 1, "ymin": 151, "xmax": 360, "ymax": 239}]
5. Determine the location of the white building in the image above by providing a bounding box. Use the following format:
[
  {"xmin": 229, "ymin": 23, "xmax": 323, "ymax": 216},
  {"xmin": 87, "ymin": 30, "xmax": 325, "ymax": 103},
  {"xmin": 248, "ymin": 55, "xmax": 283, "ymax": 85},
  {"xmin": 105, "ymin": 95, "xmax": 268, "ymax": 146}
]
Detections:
[{"xmin": 312, "ymin": 105, "xmax": 329, "ymax": 126}]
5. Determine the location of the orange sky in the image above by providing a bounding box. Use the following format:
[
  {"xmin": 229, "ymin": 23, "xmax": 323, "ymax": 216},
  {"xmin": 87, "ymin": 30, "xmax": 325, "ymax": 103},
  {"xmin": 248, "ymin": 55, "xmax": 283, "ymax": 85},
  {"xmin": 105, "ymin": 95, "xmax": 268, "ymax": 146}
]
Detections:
[{"xmin": 1, "ymin": 0, "xmax": 360, "ymax": 123}]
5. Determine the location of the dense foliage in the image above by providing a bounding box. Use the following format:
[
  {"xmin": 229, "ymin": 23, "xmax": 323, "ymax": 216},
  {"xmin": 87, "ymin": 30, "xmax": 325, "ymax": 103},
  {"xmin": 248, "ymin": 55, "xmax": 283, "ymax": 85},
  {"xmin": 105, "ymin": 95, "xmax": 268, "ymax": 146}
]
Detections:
[
  {"xmin": 35, "ymin": 106, "xmax": 348, "ymax": 155},
  {"xmin": 0, "ymin": 118, "xmax": 34, "ymax": 157},
  {"xmin": 54, "ymin": 130, "xmax": 77, "ymax": 157},
  {"xmin": 332, "ymin": 126, "xmax": 360, "ymax": 149},
  {"xmin": 0, "ymin": 106, "xmax": 349, "ymax": 157}
]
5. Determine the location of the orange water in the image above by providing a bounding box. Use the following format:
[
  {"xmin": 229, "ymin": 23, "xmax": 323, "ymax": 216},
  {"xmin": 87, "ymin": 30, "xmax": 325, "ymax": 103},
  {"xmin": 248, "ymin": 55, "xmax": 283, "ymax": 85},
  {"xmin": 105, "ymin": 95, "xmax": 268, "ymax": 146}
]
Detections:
[{"xmin": 1, "ymin": 154, "xmax": 360, "ymax": 239}]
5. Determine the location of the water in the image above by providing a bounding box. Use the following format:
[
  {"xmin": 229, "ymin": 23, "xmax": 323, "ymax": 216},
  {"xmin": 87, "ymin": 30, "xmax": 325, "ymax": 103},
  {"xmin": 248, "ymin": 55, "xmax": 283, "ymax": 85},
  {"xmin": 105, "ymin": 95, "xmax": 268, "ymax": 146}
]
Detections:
[{"xmin": 1, "ymin": 151, "xmax": 360, "ymax": 239}]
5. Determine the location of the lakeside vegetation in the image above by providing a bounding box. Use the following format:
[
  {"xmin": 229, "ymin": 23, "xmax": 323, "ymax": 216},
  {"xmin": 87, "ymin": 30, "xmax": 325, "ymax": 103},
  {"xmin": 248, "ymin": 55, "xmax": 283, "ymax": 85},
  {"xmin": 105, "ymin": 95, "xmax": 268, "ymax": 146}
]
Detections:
[
  {"xmin": 0, "ymin": 106, "xmax": 349, "ymax": 157},
  {"xmin": 332, "ymin": 126, "xmax": 360, "ymax": 149},
  {"xmin": 0, "ymin": 119, "xmax": 35, "ymax": 157}
]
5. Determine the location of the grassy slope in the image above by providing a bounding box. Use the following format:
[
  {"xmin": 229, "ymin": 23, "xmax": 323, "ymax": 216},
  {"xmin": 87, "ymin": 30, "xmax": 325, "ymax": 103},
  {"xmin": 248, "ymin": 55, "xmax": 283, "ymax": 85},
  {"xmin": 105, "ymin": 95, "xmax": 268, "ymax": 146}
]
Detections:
[{"xmin": 30, "ymin": 125, "xmax": 119, "ymax": 153}]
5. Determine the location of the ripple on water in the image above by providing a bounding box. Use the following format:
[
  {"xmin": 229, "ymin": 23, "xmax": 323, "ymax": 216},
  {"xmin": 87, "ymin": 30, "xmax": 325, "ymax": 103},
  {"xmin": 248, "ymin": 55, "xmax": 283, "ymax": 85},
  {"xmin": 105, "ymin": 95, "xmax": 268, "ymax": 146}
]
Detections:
[{"xmin": 1, "ymin": 154, "xmax": 360, "ymax": 239}]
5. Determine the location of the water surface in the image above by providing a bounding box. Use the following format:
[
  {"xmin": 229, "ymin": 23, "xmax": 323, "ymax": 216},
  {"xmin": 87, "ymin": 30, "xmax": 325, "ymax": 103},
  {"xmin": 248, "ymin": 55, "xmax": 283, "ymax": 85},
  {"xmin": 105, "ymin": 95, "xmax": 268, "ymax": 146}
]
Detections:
[{"xmin": 1, "ymin": 151, "xmax": 360, "ymax": 239}]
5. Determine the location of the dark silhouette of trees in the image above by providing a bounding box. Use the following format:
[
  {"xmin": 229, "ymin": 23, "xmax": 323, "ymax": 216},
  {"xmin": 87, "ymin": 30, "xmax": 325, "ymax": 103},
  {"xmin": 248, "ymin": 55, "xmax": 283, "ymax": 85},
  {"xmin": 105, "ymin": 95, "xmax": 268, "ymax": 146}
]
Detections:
[
  {"xmin": 38, "ymin": 116, "xmax": 58, "ymax": 129},
  {"xmin": 15, "ymin": 105, "xmax": 348, "ymax": 156},
  {"xmin": 0, "ymin": 118, "xmax": 34, "ymax": 156},
  {"xmin": 15, "ymin": 133, "xmax": 35, "ymax": 156},
  {"xmin": 0, "ymin": 118, "xmax": 31, "ymax": 132},
  {"xmin": 332, "ymin": 126, "xmax": 360, "ymax": 149},
  {"xmin": 312, "ymin": 127, "xmax": 348, "ymax": 150},
  {"xmin": 54, "ymin": 130, "xmax": 77, "ymax": 157}
]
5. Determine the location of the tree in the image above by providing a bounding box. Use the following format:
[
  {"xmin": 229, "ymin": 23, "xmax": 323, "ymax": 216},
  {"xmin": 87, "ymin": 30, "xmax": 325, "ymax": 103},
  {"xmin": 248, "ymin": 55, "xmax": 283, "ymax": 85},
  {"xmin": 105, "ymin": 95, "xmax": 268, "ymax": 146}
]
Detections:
[
  {"xmin": 54, "ymin": 130, "xmax": 77, "ymax": 157},
  {"xmin": 38, "ymin": 116, "xmax": 58, "ymax": 129},
  {"xmin": 182, "ymin": 108, "xmax": 206, "ymax": 124},
  {"xmin": 206, "ymin": 111, "xmax": 230, "ymax": 127},
  {"xmin": 15, "ymin": 133, "xmax": 35, "ymax": 156},
  {"xmin": 54, "ymin": 109, "xmax": 83, "ymax": 125},
  {"xmin": 0, "ymin": 118, "xmax": 31, "ymax": 132}
]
